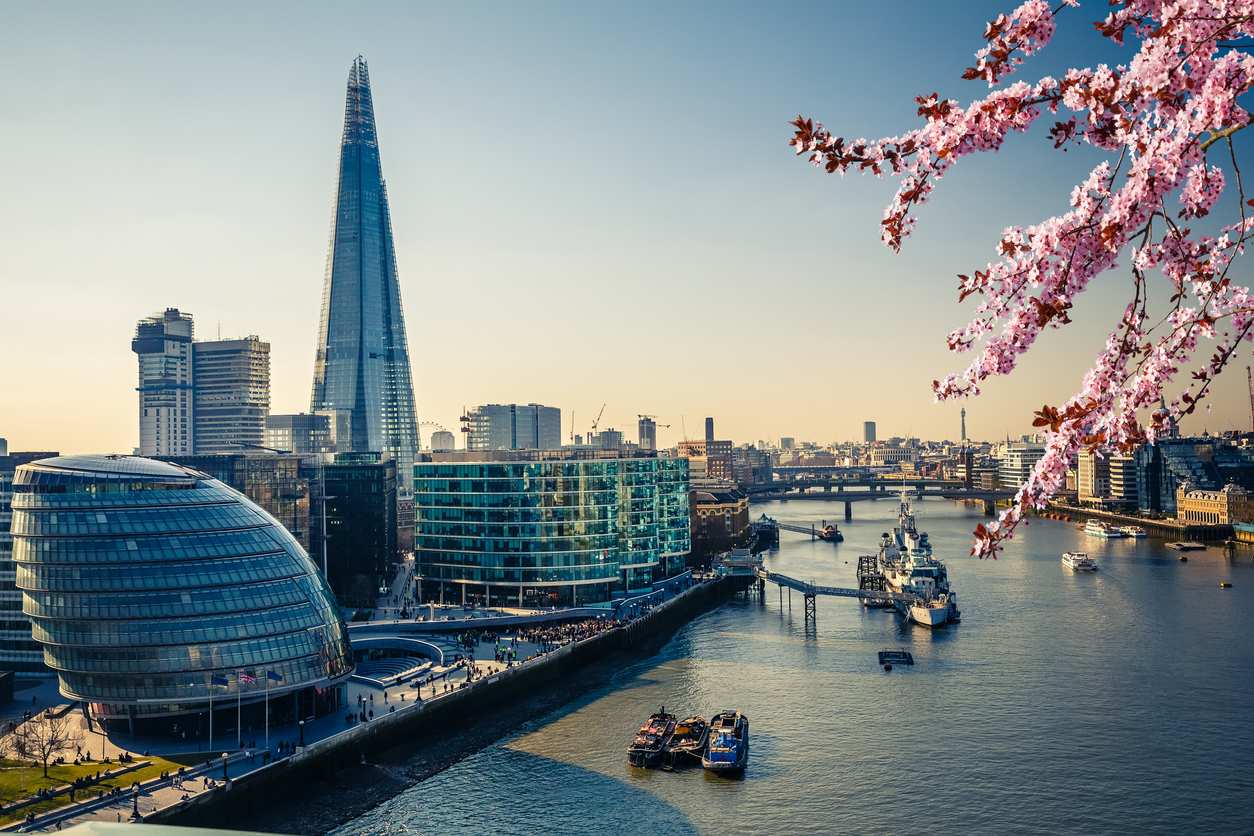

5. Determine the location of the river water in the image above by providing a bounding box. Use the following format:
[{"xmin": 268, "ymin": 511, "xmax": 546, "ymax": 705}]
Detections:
[{"xmin": 330, "ymin": 498, "xmax": 1254, "ymax": 835}]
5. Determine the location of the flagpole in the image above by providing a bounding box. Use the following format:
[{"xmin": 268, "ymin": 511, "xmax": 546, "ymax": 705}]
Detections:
[
  {"xmin": 264, "ymin": 673, "xmax": 269, "ymax": 751},
  {"xmin": 209, "ymin": 680, "xmax": 214, "ymax": 752},
  {"xmin": 237, "ymin": 677, "xmax": 242, "ymax": 750}
]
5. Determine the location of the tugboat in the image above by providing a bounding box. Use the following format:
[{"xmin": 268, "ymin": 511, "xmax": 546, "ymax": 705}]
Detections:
[
  {"xmin": 663, "ymin": 716, "xmax": 709, "ymax": 767},
  {"xmin": 627, "ymin": 707, "xmax": 676, "ymax": 768},
  {"xmin": 702, "ymin": 711, "xmax": 749, "ymax": 773}
]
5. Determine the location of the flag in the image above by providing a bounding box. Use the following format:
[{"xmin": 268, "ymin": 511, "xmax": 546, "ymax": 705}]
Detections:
[
  {"xmin": 238, "ymin": 672, "xmax": 256, "ymax": 685},
  {"xmin": 266, "ymin": 670, "xmax": 283, "ymax": 683},
  {"xmin": 211, "ymin": 675, "xmax": 229, "ymax": 687}
]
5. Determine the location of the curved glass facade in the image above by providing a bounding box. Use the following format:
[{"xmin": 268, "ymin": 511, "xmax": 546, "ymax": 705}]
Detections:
[
  {"xmin": 11, "ymin": 455, "xmax": 353, "ymax": 732},
  {"xmin": 415, "ymin": 455, "xmax": 691, "ymax": 604}
]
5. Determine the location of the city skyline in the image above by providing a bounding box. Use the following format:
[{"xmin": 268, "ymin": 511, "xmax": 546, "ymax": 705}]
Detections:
[{"xmin": 4, "ymin": 2, "xmax": 1254, "ymax": 456}]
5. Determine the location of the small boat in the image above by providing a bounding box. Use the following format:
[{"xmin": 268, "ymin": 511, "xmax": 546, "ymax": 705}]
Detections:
[
  {"xmin": 817, "ymin": 523, "xmax": 843, "ymax": 542},
  {"xmin": 628, "ymin": 707, "xmax": 677, "ymax": 768},
  {"xmin": 1085, "ymin": 520, "xmax": 1124, "ymax": 538},
  {"xmin": 1167, "ymin": 541, "xmax": 1206, "ymax": 551},
  {"xmin": 702, "ymin": 711, "xmax": 748, "ymax": 773},
  {"xmin": 1062, "ymin": 552, "xmax": 1096, "ymax": 571},
  {"xmin": 663, "ymin": 716, "xmax": 708, "ymax": 766},
  {"xmin": 878, "ymin": 649, "xmax": 914, "ymax": 666},
  {"xmin": 1221, "ymin": 582, "xmax": 1233, "ymax": 588},
  {"xmin": 1119, "ymin": 526, "xmax": 1147, "ymax": 538}
]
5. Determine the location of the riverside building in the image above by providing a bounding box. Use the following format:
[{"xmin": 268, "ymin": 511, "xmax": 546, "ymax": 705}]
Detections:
[
  {"xmin": 11, "ymin": 455, "xmax": 352, "ymax": 736},
  {"xmin": 414, "ymin": 451, "xmax": 689, "ymax": 606},
  {"xmin": 0, "ymin": 449, "xmax": 57, "ymax": 673}
]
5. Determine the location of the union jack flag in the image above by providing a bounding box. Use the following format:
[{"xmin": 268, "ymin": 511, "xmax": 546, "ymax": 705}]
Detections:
[{"xmin": 238, "ymin": 672, "xmax": 256, "ymax": 685}]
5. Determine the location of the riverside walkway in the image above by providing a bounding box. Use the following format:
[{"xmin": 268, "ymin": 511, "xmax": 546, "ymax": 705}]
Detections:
[{"xmin": 9, "ymin": 571, "xmax": 713, "ymax": 833}]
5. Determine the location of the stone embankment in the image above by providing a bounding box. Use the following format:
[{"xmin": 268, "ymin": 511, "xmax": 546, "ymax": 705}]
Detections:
[
  {"xmin": 1042, "ymin": 504, "xmax": 1232, "ymax": 541},
  {"xmin": 148, "ymin": 576, "xmax": 733, "ymax": 831}
]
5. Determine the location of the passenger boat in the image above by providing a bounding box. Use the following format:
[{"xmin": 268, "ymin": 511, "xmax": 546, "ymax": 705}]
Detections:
[
  {"xmin": 1084, "ymin": 520, "xmax": 1123, "ymax": 538},
  {"xmin": 878, "ymin": 493, "xmax": 960, "ymax": 626},
  {"xmin": 1119, "ymin": 526, "xmax": 1147, "ymax": 538},
  {"xmin": 627, "ymin": 708, "xmax": 676, "ymax": 768},
  {"xmin": 663, "ymin": 716, "xmax": 708, "ymax": 766},
  {"xmin": 1062, "ymin": 552, "xmax": 1096, "ymax": 571},
  {"xmin": 702, "ymin": 711, "xmax": 748, "ymax": 773},
  {"xmin": 817, "ymin": 523, "xmax": 844, "ymax": 542}
]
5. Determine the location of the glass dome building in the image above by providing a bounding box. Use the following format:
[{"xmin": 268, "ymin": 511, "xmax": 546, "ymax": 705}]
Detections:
[{"xmin": 10, "ymin": 455, "xmax": 353, "ymax": 737}]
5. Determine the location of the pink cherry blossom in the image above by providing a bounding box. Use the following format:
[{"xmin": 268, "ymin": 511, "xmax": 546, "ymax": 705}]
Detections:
[{"xmin": 791, "ymin": 0, "xmax": 1254, "ymax": 558}]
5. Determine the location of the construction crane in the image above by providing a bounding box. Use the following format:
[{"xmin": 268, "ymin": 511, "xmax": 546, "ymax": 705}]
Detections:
[
  {"xmin": 590, "ymin": 404, "xmax": 606, "ymax": 437},
  {"xmin": 569, "ymin": 411, "xmax": 575, "ymax": 445},
  {"xmin": 637, "ymin": 414, "xmax": 672, "ymax": 429},
  {"xmin": 1248, "ymin": 367, "xmax": 1254, "ymax": 432}
]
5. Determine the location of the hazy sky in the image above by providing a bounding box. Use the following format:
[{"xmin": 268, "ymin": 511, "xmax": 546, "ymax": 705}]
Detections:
[{"xmin": 4, "ymin": 1, "xmax": 1253, "ymax": 455}]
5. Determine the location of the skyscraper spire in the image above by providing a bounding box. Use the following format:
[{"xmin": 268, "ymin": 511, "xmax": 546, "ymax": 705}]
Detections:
[{"xmin": 311, "ymin": 57, "xmax": 419, "ymax": 490}]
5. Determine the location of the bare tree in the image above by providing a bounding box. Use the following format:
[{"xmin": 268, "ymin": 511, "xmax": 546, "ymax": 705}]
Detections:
[{"xmin": 5, "ymin": 712, "xmax": 83, "ymax": 778}]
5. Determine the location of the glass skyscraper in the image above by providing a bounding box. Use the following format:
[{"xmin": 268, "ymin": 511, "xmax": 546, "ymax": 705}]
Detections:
[{"xmin": 310, "ymin": 57, "xmax": 419, "ymax": 492}]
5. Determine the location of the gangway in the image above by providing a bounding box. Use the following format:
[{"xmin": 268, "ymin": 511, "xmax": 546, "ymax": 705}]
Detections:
[
  {"xmin": 776, "ymin": 521, "xmax": 843, "ymax": 541},
  {"xmin": 756, "ymin": 567, "xmax": 917, "ymax": 621}
]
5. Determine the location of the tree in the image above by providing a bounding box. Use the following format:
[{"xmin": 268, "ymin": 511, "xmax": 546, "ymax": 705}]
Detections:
[
  {"xmin": 792, "ymin": 0, "xmax": 1254, "ymax": 557},
  {"xmin": 6, "ymin": 712, "xmax": 83, "ymax": 778}
]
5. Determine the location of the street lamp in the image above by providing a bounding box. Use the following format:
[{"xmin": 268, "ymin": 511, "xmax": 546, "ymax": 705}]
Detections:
[
  {"xmin": 131, "ymin": 788, "xmax": 139, "ymax": 818},
  {"xmin": 222, "ymin": 753, "xmax": 229, "ymax": 780},
  {"xmin": 298, "ymin": 720, "xmax": 305, "ymax": 748}
]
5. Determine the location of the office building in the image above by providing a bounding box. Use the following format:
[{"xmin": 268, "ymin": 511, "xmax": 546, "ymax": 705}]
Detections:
[
  {"xmin": 1109, "ymin": 455, "xmax": 1138, "ymax": 506},
  {"xmin": 265, "ymin": 413, "xmax": 337, "ymax": 455},
  {"xmin": 193, "ymin": 337, "xmax": 270, "ymax": 454},
  {"xmin": 638, "ymin": 417, "xmax": 657, "ymax": 452},
  {"xmin": 705, "ymin": 417, "xmax": 715, "ymax": 442},
  {"xmin": 1176, "ymin": 481, "xmax": 1254, "ymax": 524},
  {"xmin": 779, "ymin": 437, "xmax": 794, "ymax": 451},
  {"xmin": 414, "ymin": 450, "xmax": 690, "ymax": 604},
  {"xmin": 430, "ymin": 430, "xmax": 456, "ymax": 452},
  {"xmin": 679, "ymin": 439, "xmax": 734, "ymax": 482},
  {"xmin": 133, "ymin": 309, "xmax": 195, "ymax": 457},
  {"xmin": 464, "ymin": 404, "xmax": 561, "ymax": 451},
  {"xmin": 864, "ymin": 422, "xmax": 877, "ymax": 444},
  {"xmin": 310, "ymin": 57, "xmax": 420, "ymax": 492},
  {"xmin": 320, "ymin": 453, "xmax": 398, "ymax": 606},
  {"xmin": 0, "ymin": 449, "xmax": 57, "ymax": 673},
  {"xmin": 1077, "ymin": 450, "xmax": 1111, "ymax": 501},
  {"xmin": 596, "ymin": 428, "xmax": 624, "ymax": 451},
  {"xmin": 999, "ymin": 442, "xmax": 1046, "ymax": 488},
  {"xmin": 11, "ymin": 455, "xmax": 352, "ymax": 735},
  {"xmin": 1134, "ymin": 436, "xmax": 1254, "ymax": 514},
  {"xmin": 155, "ymin": 453, "xmax": 312, "ymax": 552}
]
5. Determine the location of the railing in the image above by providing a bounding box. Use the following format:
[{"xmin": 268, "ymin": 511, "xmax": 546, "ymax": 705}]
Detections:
[{"xmin": 756, "ymin": 569, "xmax": 918, "ymax": 603}]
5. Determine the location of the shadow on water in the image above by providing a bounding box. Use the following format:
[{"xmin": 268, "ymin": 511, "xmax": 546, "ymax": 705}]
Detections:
[{"xmin": 331, "ymin": 748, "xmax": 701, "ymax": 836}]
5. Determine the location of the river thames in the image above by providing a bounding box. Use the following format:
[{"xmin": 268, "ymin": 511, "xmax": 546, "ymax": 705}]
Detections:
[{"xmin": 331, "ymin": 498, "xmax": 1254, "ymax": 835}]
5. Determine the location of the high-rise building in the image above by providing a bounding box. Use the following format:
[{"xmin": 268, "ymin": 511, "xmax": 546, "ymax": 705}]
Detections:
[
  {"xmin": 961, "ymin": 408, "xmax": 967, "ymax": 442},
  {"xmin": 638, "ymin": 417, "xmax": 657, "ymax": 452},
  {"xmin": 780, "ymin": 437, "xmax": 795, "ymax": 451},
  {"xmin": 265, "ymin": 413, "xmax": 336, "ymax": 455},
  {"xmin": 193, "ymin": 337, "xmax": 270, "ymax": 453},
  {"xmin": 310, "ymin": 57, "xmax": 419, "ymax": 492},
  {"xmin": 705, "ymin": 417, "xmax": 715, "ymax": 442},
  {"xmin": 133, "ymin": 309, "xmax": 194, "ymax": 457},
  {"xmin": 430, "ymin": 430, "xmax": 456, "ymax": 451},
  {"xmin": 864, "ymin": 422, "xmax": 877, "ymax": 444},
  {"xmin": 1077, "ymin": 450, "xmax": 1111, "ymax": 500},
  {"xmin": 319, "ymin": 452, "xmax": 398, "ymax": 605},
  {"xmin": 464, "ymin": 404, "xmax": 561, "ymax": 451},
  {"xmin": 0, "ymin": 449, "xmax": 58, "ymax": 673}
]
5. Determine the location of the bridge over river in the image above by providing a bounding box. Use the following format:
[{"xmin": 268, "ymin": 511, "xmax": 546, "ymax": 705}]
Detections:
[{"xmin": 748, "ymin": 485, "xmax": 1017, "ymax": 518}]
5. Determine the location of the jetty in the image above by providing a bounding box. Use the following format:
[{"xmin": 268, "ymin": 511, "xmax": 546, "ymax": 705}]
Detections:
[{"xmin": 755, "ymin": 568, "xmax": 917, "ymax": 621}]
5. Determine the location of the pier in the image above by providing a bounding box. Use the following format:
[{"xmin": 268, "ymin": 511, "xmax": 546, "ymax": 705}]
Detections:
[
  {"xmin": 749, "ymin": 484, "xmax": 1016, "ymax": 518},
  {"xmin": 754, "ymin": 567, "xmax": 917, "ymax": 622}
]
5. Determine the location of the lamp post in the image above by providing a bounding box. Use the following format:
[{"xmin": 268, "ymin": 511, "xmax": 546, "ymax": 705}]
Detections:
[
  {"xmin": 222, "ymin": 753, "xmax": 229, "ymax": 780},
  {"xmin": 298, "ymin": 720, "xmax": 305, "ymax": 748},
  {"xmin": 131, "ymin": 788, "xmax": 139, "ymax": 818}
]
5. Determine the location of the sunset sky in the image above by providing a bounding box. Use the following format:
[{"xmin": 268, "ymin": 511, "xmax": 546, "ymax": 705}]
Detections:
[{"xmin": 4, "ymin": 1, "xmax": 1254, "ymax": 454}]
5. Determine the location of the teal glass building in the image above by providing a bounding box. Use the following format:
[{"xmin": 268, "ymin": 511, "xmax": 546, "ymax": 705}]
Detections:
[
  {"xmin": 11, "ymin": 455, "xmax": 353, "ymax": 737},
  {"xmin": 414, "ymin": 454, "xmax": 690, "ymax": 606}
]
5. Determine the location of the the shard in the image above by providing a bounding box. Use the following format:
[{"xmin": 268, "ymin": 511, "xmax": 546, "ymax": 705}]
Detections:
[{"xmin": 311, "ymin": 56, "xmax": 418, "ymax": 491}]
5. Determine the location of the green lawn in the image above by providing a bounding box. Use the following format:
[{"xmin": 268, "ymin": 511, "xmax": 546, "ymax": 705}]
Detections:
[{"xmin": 0, "ymin": 755, "xmax": 190, "ymax": 825}]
